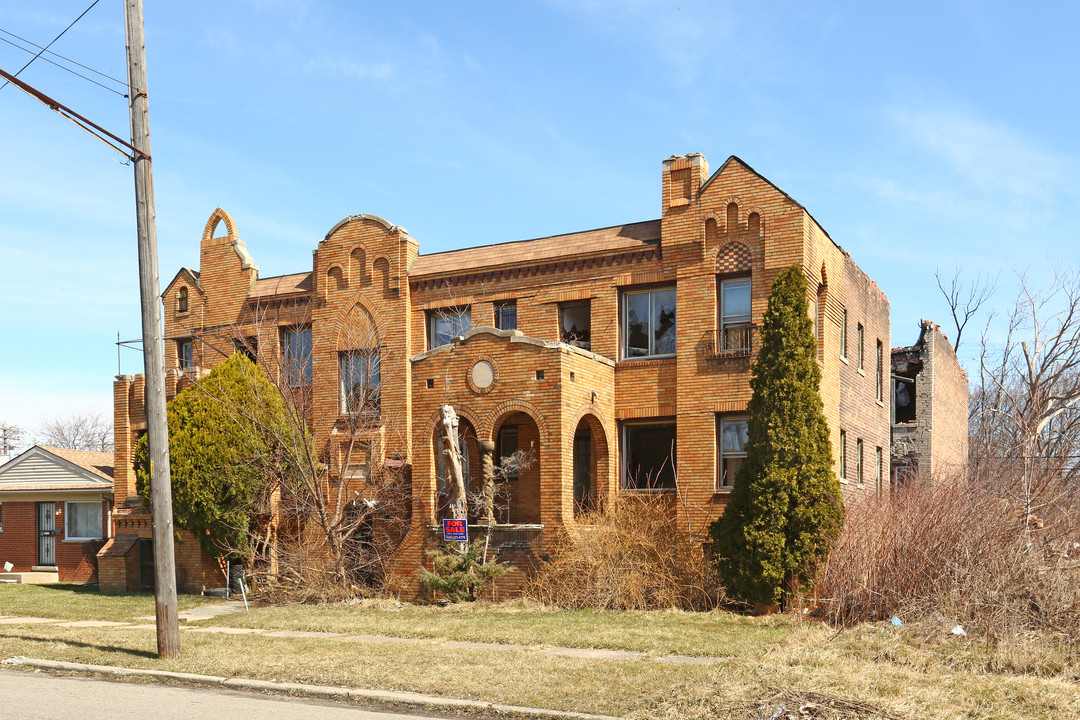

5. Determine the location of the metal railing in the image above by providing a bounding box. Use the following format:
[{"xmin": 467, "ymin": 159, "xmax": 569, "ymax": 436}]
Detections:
[{"xmin": 703, "ymin": 325, "xmax": 757, "ymax": 361}]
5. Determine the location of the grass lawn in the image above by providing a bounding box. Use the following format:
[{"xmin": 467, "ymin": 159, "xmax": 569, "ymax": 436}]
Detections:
[
  {"xmin": 0, "ymin": 586, "xmax": 1077, "ymax": 719},
  {"xmin": 0, "ymin": 583, "xmax": 219, "ymax": 622}
]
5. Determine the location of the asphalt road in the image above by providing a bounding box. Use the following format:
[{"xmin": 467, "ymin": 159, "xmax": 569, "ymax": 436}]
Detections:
[{"xmin": 0, "ymin": 669, "xmax": 450, "ymax": 720}]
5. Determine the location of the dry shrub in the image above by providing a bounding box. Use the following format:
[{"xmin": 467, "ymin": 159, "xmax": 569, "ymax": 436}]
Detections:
[
  {"xmin": 817, "ymin": 478, "xmax": 1080, "ymax": 651},
  {"xmin": 526, "ymin": 493, "xmax": 721, "ymax": 610}
]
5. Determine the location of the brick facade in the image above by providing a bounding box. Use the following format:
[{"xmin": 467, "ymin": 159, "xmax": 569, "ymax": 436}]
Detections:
[{"xmin": 113, "ymin": 153, "xmax": 892, "ymax": 596}]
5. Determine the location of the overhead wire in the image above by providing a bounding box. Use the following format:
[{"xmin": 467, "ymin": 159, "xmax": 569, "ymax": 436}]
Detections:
[
  {"xmin": 0, "ymin": 0, "xmax": 124, "ymax": 97},
  {"xmin": 0, "ymin": 26, "xmax": 127, "ymax": 89},
  {"xmin": 0, "ymin": 34, "xmax": 126, "ymax": 97}
]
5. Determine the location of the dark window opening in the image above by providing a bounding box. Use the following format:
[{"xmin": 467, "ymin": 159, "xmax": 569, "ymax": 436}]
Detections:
[
  {"xmin": 623, "ymin": 422, "xmax": 676, "ymax": 490},
  {"xmin": 178, "ymin": 339, "xmax": 194, "ymax": 370}
]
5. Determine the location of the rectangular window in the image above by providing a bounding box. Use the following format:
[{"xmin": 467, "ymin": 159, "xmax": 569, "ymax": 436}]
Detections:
[
  {"xmin": 494, "ymin": 301, "xmax": 517, "ymax": 331},
  {"xmin": 65, "ymin": 501, "xmax": 102, "ymax": 540},
  {"xmin": 876, "ymin": 340, "xmax": 884, "ymax": 401},
  {"xmin": 497, "ymin": 424, "xmax": 519, "ymax": 480},
  {"xmin": 339, "ymin": 350, "xmax": 381, "ymax": 416},
  {"xmin": 857, "ymin": 438, "xmax": 864, "ymax": 483},
  {"xmin": 623, "ymin": 287, "xmax": 676, "ymax": 358},
  {"xmin": 717, "ymin": 416, "xmax": 749, "ymax": 489},
  {"xmin": 840, "ymin": 309, "xmax": 848, "ymax": 358},
  {"xmin": 622, "ymin": 421, "xmax": 676, "ymax": 490},
  {"xmin": 281, "ymin": 326, "xmax": 312, "ymax": 386},
  {"xmin": 876, "ymin": 446, "xmax": 883, "ymax": 490},
  {"xmin": 858, "ymin": 323, "xmax": 865, "ymax": 369},
  {"xmin": 428, "ymin": 307, "xmax": 471, "ymax": 348},
  {"xmin": 559, "ymin": 301, "xmax": 591, "ymax": 350},
  {"xmin": 839, "ymin": 429, "xmax": 847, "ymax": 479},
  {"xmin": 178, "ymin": 339, "xmax": 194, "ymax": 370},
  {"xmin": 719, "ymin": 278, "xmax": 752, "ymax": 353}
]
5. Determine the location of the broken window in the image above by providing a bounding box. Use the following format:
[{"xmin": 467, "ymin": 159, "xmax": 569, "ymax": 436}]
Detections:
[
  {"xmin": 622, "ymin": 421, "xmax": 676, "ymax": 490},
  {"xmin": 281, "ymin": 326, "xmax": 312, "ymax": 386},
  {"xmin": 428, "ymin": 307, "xmax": 471, "ymax": 348},
  {"xmin": 560, "ymin": 301, "xmax": 591, "ymax": 350},
  {"xmin": 623, "ymin": 287, "xmax": 676, "ymax": 358},
  {"xmin": 893, "ymin": 377, "xmax": 916, "ymax": 424},
  {"xmin": 339, "ymin": 350, "xmax": 380, "ymax": 416}
]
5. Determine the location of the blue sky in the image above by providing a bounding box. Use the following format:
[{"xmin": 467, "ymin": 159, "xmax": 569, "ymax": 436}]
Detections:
[{"xmin": 2, "ymin": 0, "xmax": 1078, "ymax": 447}]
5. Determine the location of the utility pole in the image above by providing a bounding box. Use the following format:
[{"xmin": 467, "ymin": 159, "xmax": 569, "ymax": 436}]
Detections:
[{"xmin": 124, "ymin": 0, "xmax": 179, "ymax": 658}]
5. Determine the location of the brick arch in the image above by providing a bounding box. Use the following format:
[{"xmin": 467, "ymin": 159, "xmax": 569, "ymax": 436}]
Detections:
[
  {"xmin": 568, "ymin": 404, "xmax": 611, "ymax": 451},
  {"xmin": 326, "ymin": 265, "xmax": 346, "ymax": 292},
  {"xmin": 715, "ymin": 241, "xmax": 751, "ymax": 274},
  {"xmin": 487, "ymin": 399, "xmax": 549, "ymax": 444},
  {"xmin": 568, "ymin": 408, "xmax": 611, "ymax": 512},
  {"xmin": 334, "ymin": 300, "xmax": 380, "ymax": 351},
  {"xmin": 202, "ymin": 207, "xmax": 237, "ymax": 243}
]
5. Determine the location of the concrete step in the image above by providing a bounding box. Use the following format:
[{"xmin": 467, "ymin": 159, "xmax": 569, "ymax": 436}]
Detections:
[{"xmin": 0, "ymin": 572, "xmax": 60, "ymax": 585}]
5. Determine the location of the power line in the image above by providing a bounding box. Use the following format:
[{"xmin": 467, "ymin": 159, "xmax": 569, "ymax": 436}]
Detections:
[
  {"xmin": 0, "ymin": 26, "xmax": 127, "ymax": 89},
  {"xmin": 0, "ymin": 0, "xmax": 114, "ymax": 95},
  {"xmin": 0, "ymin": 34, "xmax": 126, "ymax": 97}
]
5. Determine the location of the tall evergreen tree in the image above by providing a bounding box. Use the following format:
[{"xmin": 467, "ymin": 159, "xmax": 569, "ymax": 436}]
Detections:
[
  {"xmin": 710, "ymin": 264, "xmax": 844, "ymax": 607},
  {"xmin": 135, "ymin": 353, "xmax": 295, "ymax": 557}
]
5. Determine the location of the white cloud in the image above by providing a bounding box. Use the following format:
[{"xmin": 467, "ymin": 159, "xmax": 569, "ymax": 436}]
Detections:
[{"xmin": 888, "ymin": 103, "xmax": 1064, "ymax": 199}]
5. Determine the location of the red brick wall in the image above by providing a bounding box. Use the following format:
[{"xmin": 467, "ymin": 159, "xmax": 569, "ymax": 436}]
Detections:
[{"xmin": 0, "ymin": 499, "xmax": 106, "ymax": 582}]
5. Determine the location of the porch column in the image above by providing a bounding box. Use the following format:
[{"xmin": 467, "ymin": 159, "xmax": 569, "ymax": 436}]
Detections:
[{"xmin": 479, "ymin": 439, "xmax": 496, "ymax": 525}]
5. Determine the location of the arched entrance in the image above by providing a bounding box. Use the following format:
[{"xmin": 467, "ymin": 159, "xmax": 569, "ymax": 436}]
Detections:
[
  {"xmin": 572, "ymin": 414, "xmax": 608, "ymax": 517},
  {"xmin": 493, "ymin": 412, "xmax": 541, "ymax": 524}
]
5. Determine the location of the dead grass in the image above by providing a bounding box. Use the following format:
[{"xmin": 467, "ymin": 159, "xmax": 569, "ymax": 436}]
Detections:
[
  {"xmin": 1, "ymin": 615, "xmax": 1078, "ymax": 719},
  {"xmin": 525, "ymin": 493, "xmax": 721, "ymax": 610},
  {"xmin": 815, "ymin": 480, "xmax": 1080, "ymax": 677}
]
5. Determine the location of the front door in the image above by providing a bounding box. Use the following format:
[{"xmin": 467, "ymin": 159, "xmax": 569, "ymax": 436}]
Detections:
[{"xmin": 36, "ymin": 502, "xmax": 56, "ymax": 566}]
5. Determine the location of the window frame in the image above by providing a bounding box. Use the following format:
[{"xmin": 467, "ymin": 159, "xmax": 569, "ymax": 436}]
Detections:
[
  {"xmin": 621, "ymin": 286, "xmax": 677, "ymax": 359},
  {"xmin": 717, "ymin": 415, "xmax": 749, "ymax": 490},
  {"xmin": 857, "ymin": 323, "xmax": 865, "ymax": 369},
  {"xmin": 876, "ymin": 339, "xmax": 884, "ymax": 401},
  {"xmin": 718, "ymin": 277, "xmax": 752, "ymax": 353},
  {"xmin": 876, "ymin": 446, "xmax": 884, "ymax": 491},
  {"xmin": 856, "ymin": 438, "xmax": 864, "ymax": 484},
  {"xmin": 280, "ymin": 325, "xmax": 313, "ymax": 387},
  {"xmin": 64, "ymin": 501, "xmax": 102, "ymax": 541},
  {"xmin": 840, "ymin": 309, "xmax": 848, "ymax": 358},
  {"xmin": 427, "ymin": 307, "xmax": 472, "ymax": 349},
  {"xmin": 339, "ymin": 349, "xmax": 381, "ymax": 417},
  {"xmin": 559, "ymin": 301, "xmax": 592, "ymax": 350},
  {"xmin": 494, "ymin": 301, "xmax": 517, "ymax": 331},
  {"xmin": 621, "ymin": 419, "xmax": 677, "ymax": 491},
  {"xmin": 177, "ymin": 286, "xmax": 189, "ymax": 314},
  {"xmin": 839, "ymin": 429, "xmax": 847, "ymax": 479},
  {"xmin": 178, "ymin": 339, "xmax": 194, "ymax": 370}
]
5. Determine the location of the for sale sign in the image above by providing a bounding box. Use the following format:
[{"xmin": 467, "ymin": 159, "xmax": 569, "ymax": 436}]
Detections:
[{"xmin": 442, "ymin": 518, "xmax": 468, "ymax": 542}]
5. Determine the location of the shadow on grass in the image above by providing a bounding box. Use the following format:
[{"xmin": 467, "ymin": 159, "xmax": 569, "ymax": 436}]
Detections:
[
  {"xmin": 29, "ymin": 583, "xmax": 154, "ymax": 599},
  {"xmin": 4, "ymin": 633, "xmax": 157, "ymax": 660}
]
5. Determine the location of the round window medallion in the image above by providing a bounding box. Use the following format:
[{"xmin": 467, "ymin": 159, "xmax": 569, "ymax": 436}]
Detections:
[{"xmin": 471, "ymin": 360, "xmax": 495, "ymax": 389}]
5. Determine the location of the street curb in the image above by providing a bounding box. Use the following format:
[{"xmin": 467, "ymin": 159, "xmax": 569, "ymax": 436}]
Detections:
[{"xmin": 2, "ymin": 657, "xmax": 624, "ymax": 720}]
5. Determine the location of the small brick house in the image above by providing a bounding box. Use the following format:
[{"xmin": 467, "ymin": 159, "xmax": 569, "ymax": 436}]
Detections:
[
  {"xmin": 0, "ymin": 446, "xmax": 113, "ymax": 583},
  {"xmin": 111, "ymin": 153, "xmax": 894, "ymax": 596}
]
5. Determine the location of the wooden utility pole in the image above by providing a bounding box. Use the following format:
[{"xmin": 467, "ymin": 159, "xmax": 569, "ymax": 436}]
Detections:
[{"xmin": 124, "ymin": 0, "xmax": 180, "ymax": 658}]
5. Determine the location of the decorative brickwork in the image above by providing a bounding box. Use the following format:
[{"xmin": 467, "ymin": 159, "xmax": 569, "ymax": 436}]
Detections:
[{"xmin": 113, "ymin": 153, "xmax": 894, "ymax": 597}]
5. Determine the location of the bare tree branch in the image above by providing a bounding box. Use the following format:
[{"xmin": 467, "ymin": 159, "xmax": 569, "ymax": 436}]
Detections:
[
  {"xmin": 936, "ymin": 264, "xmax": 997, "ymax": 352},
  {"xmin": 37, "ymin": 412, "xmax": 113, "ymax": 452}
]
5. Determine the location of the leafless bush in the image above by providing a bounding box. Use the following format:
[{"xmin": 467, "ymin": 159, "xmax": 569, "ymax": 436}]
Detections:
[
  {"xmin": 526, "ymin": 493, "xmax": 722, "ymax": 610},
  {"xmin": 817, "ymin": 479, "xmax": 1080, "ymax": 649}
]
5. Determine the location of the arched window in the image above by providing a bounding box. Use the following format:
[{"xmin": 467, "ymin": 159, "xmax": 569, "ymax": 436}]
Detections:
[{"xmin": 178, "ymin": 287, "xmax": 188, "ymax": 313}]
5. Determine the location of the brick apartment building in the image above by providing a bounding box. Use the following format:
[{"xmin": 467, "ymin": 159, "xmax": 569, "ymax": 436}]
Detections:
[{"xmin": 106, "ymin": 153, "xmax": 892, "ymax": 594}]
